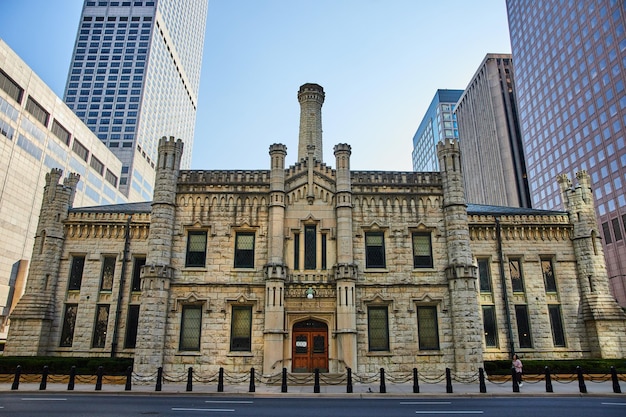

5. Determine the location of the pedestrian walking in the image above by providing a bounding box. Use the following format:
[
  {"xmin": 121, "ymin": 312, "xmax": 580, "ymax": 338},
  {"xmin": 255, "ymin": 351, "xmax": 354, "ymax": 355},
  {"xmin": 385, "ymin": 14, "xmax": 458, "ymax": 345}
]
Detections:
[{"xmin": 512, "ymin": 354, "xmax": 523, "ymax": 387}]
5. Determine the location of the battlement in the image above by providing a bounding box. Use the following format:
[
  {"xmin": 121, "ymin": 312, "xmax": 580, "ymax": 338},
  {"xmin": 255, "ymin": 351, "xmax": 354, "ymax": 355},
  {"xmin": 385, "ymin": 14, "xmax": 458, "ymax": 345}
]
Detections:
[
  {"xmin": 558, "ymin": 170, "xmax": 593, "ymax": 211},
  {"xmin": 351, "ymin": 171, "xmax": 441, "ymax": 186},
  {"xmin": 333, "ymin": 143, "xmax": 352, "ymax": 154},
  {"xmin": 179, "ymin": 169, "xmax": 271, "ymax": 185},
  {"xmin": 269, "ymin": 143, "xmax": 287, "ymax": 154},
  {"xmin": 298, "ymin": 83, "xmax": 325, "ymax": 103},
  {"xmin": 287, "ymin": 159, "xmax": 335, "ymax": 177}
]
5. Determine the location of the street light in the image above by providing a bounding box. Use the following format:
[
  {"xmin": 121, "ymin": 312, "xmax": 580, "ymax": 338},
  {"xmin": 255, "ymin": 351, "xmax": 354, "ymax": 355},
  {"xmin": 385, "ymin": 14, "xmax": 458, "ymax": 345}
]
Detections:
[{"xmin": 306, "ymin": 287, "xmax": 315, "ymax": 299}]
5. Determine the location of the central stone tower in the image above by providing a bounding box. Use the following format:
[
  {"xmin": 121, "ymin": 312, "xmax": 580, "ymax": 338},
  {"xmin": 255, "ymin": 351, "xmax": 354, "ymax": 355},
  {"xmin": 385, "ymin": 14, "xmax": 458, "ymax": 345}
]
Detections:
[{"xmin": 297, "ymin": 83, "xmax": 325, "ymax": 162}]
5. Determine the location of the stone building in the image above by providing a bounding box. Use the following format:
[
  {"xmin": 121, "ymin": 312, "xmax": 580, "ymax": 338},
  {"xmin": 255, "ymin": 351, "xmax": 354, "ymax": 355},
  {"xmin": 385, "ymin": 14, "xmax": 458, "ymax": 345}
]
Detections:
[{"xmin": 6, "ymin": 84, "xmax": 626, "ymax": 378}]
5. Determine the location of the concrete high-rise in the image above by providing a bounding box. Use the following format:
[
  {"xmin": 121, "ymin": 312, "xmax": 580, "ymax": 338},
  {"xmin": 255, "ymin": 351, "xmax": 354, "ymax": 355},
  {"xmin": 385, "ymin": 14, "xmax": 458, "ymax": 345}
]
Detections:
[
  {"xmin": 412, "ymin": 89, "xmax": 463, "ymax": 172},
  {"xmin": 64, "ymin": 0, "xmax": 208, "ymax": 198},
  {"xmin": 506, "ymin": 0, "xmax": 626, "ymax": 306},
  {"xmin": 455, "ymin": 54, "xmax": 531, "ymax": 208}
]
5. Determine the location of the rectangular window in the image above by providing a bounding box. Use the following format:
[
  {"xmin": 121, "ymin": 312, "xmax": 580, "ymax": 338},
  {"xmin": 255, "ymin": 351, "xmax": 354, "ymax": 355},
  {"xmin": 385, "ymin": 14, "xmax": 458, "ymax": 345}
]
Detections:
[
  {"xmin": 179, "ymin": 305, "xmax": 202, "ymax": 351},
  {"xmin": 60, "ymin": 304, "xmax": 78, "ymax": 347},
  {"xmin": 482, "ymin": 305, "xmax": 498, "ymax": 348},
  {"xmin": 234, "ymin": 232, "xmax": 255, "ymax": 268},
  {"xmin": 321, "ymin": 233, "xmax": 327, "ymax": 270},
  {"xmin": 412, "ymin": 233, "xmax": 433, "ymax": 268},
  {"xmin": 90, "ymin": 156, "xmax": 104, "ymax": 175},
  {"xmin": 131, "ymin": 256, "xmax": 145, "ymax": 291},
  {"xmin": 105, "ymin": 168, "xmax": 118, "ymax": 187},
  {"xmin": 541, "ymin": 258, "xmax": 557, "ymax": 292},
  {"xmin": 124, "ymin": 304, "xmax": 140, "ymax": 348},
  {"xmin": 304, "ymin": 225, "xmax": 316, "ymax": 269},
  {"xmin": 612, "ymin": 218, "xmax": 623, "ymax": 241},
  {"xmin": 417, "ymin": 306, "xmax": 440, "ymax": 350},
  {"xmin": 25, "ymin": 96, "xmax": 49, "ymax": 126},
  {"xmin": 99, "ymin": 256, "xmax": 116, "ymax": 291},
  {"xmin": 230, "ymin": 305, "xmax": 252, "ymax": 351},
  {"xmin": 602, "ymin": 222, "xmax": 613, "ymax": 244},
  {"xmin": 68, "ymin": 255, "xmax": 85, "ymax": 290},
  {"xmin": 548, "ymin": 305, "xmax": 566, "ymax": 347},
  {"xmin": 92, "ymin": 304, "xmax": 109, "ymax": 348},
  {"xmin": 0, "ymin": 69, "xmax": 24, "ymax": 103},
  {"xmin": 365, "ymin": 232, "xmax": 386, "ymax": 268},
  {"xmin": 478, "ymin": 259, "xmax": 492, "ymax": 292},
  {"xmin": 185, "ymin": 231, "xmax": 207, "ymax": 267},
  {"xmin": 51, "ymin": 119, "xmax": 71, "ymax": 145},
  {"xmin": 293, "ymin": 232, "xmax": 300, "ymax": 270},
  {"xmin": 509, "ymin": 258, "xmax": 525, "ymax": 292},
  {"xmin": 515, "ymin": 305, "xmax": 533, "ymax": 348},
  {"xmin": 72, "ymin": 139, "xmax": 89, "ymax": 161},
  {"xmin": 367, "ymin": 306, "xmax": 389, "ymax": 351}
]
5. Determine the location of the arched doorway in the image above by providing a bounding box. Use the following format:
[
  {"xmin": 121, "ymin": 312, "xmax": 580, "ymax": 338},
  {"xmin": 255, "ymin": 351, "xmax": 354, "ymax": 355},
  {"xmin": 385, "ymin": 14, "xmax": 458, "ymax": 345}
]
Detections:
[{"xmin": 292, "ymin": 319, "xmax": 328, "ymax": 373}]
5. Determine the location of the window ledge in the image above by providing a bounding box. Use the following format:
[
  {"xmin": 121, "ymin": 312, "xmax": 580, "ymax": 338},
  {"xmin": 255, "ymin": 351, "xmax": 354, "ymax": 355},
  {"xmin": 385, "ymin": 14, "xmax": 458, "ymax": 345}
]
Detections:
[
  {"xmin": 176, "ymin": 351, "xmax": 202, "ymax": 356},
  {"xmin": 366, "ymin": 351, "xmax": 393, "ymax": 357},
  {"xmin": 416, "ymin": 350, "xmax": 443, "ymax": 356},
  {"xmin": 364, "ymin": 268, "xmax": 389, "ymax": 273},
  {"xmin": 182, "ymin": 267, "xmax": 208, "ymax": 272},
  {"xmin": 227, "ymin": 352, "xmax": 254, "ymax": 357},
  {"xmin": 412, "ymin": 267, "xmax": 436, "ymax": 272}
]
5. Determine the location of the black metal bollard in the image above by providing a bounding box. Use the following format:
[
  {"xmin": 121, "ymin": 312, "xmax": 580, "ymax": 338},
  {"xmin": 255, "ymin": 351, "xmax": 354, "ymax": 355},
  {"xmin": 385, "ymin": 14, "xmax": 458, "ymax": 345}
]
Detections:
[
  {"xmin": 314, "ymin": 368, "xmax": 320, "ymax": 393},
  {"xmin": 217, "ymin": 367, "xmax": 224, "ymax": 392},
  {"xmin": 347, "ymin": 368, "xmax": 353, "ymax": 393},
  {"xmin": 186, "ymin": 367, "xmax": 193, "ymax": 392},
  {"xmin": 479, "ymin": 368, "xmax": 487, "ymax": 393},
  {"xmin": 95, "ymin": 366, "xmax": 104, "ymax": 391},
  {"xmin": 249, "ymin": 367, "xmax": 255, "ymax": 393},
  {"xmin": 545, "ymin": 366, "xmax": 553, "ymax": 393},
  {"xmin": 155, "ymin": 367, "xmax": 163, "ymax": 392},
  {"xmin": 39, "ymin": 366, "xmax": 49, "ymax": 391},
  {"xmin": 11, "ymin": 365, "xmax": 21, "ymax": 390},
  {"xmin": 413, "ymin": 368, "xmax": 420, "ymax": 394},
  {"xmin": 446, "ymin": 368, "xmax": 453, "ymax": 393},
  {"xmin": 611, "ymin": 366, "xmax": 622, "ymax": 394},
  {"xmin": 125, "ymin": 366, "xmax": 132, "ymax": 391},
  {"xmin": 379, "ymin": 368, "xmax": 386, "ymax": 393},
  {"xmin": 576, "ymin": 366, "xmax": 587, "ymax": 393},
  {"xmin": 512, "ymin": 366, "xmax": 519, "ymax": 392},
  {"xmin": 281, "ymin": 368, "xmax": 288, "ymax": 393},
  {"xmin": 68, "ymin": 366, "xmax": 76, "ymax": 391}
]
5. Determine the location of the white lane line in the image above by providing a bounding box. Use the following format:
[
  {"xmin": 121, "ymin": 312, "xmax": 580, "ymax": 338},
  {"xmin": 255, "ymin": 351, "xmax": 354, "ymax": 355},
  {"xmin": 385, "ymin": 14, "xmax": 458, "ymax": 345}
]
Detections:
[
  {"xmin": 602, "ymin": 402, "xmax": 626, "ymax": 406},
  {"xmin": 415, "ymin": 412, "xmax": 483, "ymax": 415},
  {"xmin": 21, "ymin": 398, "xmax": 68, "ymax": 401},
  {"xmin": 401, "ymin": 401, "xmax": 452, "ymax": 405},
  {"xmin": 172, "ymin": 408, "xmax": 235, "ymax": 412},
  {"xmin": 205, "ymin": 400, "xmax": 253, "ymax": 404}
]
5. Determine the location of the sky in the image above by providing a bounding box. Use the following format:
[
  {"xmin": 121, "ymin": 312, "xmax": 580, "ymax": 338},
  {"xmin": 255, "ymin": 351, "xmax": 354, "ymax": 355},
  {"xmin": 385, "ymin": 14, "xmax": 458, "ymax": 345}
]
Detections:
[{"xmin": 0, "ymin": 0, "xmax": 512, "ymax": 171}]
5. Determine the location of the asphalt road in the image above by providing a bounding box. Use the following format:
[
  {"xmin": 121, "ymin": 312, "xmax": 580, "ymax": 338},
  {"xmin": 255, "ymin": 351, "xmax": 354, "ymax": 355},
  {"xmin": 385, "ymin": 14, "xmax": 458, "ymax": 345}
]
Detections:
[{"xmin": 0, "ymin": 394, "xmax": 625, "ymax": 416}]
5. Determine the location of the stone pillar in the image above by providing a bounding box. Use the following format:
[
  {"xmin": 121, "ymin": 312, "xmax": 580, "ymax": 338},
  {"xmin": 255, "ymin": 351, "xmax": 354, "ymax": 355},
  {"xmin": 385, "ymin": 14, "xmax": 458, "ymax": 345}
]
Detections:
[
  {"xmin": 334, "ymin": 144, "xmax": 358, "ymax": 370},
  {"xmin": 558, "ymin": 171, "xmax": 626, "ymax": 358},
  {"xmin": 436, "ymin": 139, "xmax": 483, "ymax": 377},
  {"xmin": 297, "ymin": 83, "xmax": 324, "ymax": 162},
  {"xmin": 5, "ymin": 169, "xmax": 80, "ymax": 356},
  {"xmin": 133, "ymin": 136, "xmax": 183, "ymax": 375},
  {"xmin": 263, "ymin": 144, "xmax": 288, "ymax": 374}
]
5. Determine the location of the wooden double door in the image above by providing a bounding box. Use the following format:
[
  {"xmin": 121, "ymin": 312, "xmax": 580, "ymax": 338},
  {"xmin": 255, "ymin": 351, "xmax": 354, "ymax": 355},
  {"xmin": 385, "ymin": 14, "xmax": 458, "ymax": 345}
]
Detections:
[{"xmin": 292, "ymin": 319, "xmax": 328, "ymax": 373}]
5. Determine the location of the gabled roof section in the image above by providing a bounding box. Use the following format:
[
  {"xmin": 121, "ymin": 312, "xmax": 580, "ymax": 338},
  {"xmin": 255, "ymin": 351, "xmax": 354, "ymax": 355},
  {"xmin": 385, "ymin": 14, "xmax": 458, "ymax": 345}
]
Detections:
[
  {"xmin": 467, "ymin": 203, "xmax": 565, "ymax": 216},
  {"xmin": 70, "ymin": 201, "xmax": 152, "ymax": 214}
]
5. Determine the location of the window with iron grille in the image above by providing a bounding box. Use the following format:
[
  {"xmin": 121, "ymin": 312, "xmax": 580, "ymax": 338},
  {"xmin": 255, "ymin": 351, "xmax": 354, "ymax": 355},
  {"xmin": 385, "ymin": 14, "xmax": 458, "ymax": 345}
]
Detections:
[
  {"xmin": 541, "ymin": 258, "xmax": 557, "ymax": 292},
  {"xmin": 234, "ymin": 232, "xmax": 254, "ymax": 268},
  {"xmin": 179, "ymin": 305, "xmax": 201, "ymax": 351},
  {"xmin": 230, "ymin": 305, "xmax": 252, "ymax": 351},
  {"xmin": 367, "ymin": 306, "xmax": 389, "ymax": 351},
  {"xmin": 124, "ymin": 304, "xmax": 140, "ymax": 348},
  {"xmin": 515, "ymin": 304, "xmax": 533, "ymax": 348},
  {"xmin": 60, "ymin": 304, "xmax": 78, "ymax": 347},
  {"xmin": 412, "ymin": 232, "xmax": 433, "ymax": 268},
  {"xmin": 548, "ymin": 305, "xmax": 566, "ymax": 347},
  {"xmin": 482, "ymin": 305, "xmax": 498, "ymax": 348},
  {"xmin": 304, "ymin": 225, "xmax": 316, "ymax": 270},
  {"xmin": 509, "ymin": 258, "xmax": 525, "ymax": 292},
  {"xmin": 185, "ymin": 231, "xmax": 207, "ymax": 267},
  {"xmin": 25, "ymin": 96, "xmax": 49, "ymax": 126},
  {"xmin": 131, "ymin": 256, "xmax": 145, "ymax": 291},
  {"xmin": 365, "ymin": 232, "xmax": 386, "ymax": 268},
  {"xmin": 478, "ymin": 258, "xmax": 492, "ymax": 292},
  {"xmin": 99, "ymin": 256, "xmax": 116, "ymax": 291},
  {"xmin": 92, "ymin": 304, "xmax": 109, "ymax": 348},
  {"xmin": 417, "ymin": 306, "xmax": 440, "ymax": 350},
  {"xmin": 68, "ymin": 255, "xmax": 85, "ymax": 290}
]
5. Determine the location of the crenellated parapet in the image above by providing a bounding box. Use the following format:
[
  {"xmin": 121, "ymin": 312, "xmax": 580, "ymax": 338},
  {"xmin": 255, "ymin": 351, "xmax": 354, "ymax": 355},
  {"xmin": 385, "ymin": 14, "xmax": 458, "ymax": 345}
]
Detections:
[
  {"xmin": 179, "ymin": 169, "xmax": 271, "ymax": 186},
  {"xmin": 468, "ymin": 213, "xmax": 572, "ymax": 242},
  {"xmin": 334, "ymin": 263, "xmax": 358, "ymax": 281}
]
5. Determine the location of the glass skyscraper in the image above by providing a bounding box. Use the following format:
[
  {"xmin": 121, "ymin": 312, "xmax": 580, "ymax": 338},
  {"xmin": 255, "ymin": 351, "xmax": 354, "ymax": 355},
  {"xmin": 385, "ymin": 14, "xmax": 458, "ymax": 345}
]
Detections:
[
  {"xmin": 64, "ymin": 0, "xmax": 208, "ymax": 198},
  {"xmin": 506, "ymin": 0, "xmax": 626, "ymax": 305}
]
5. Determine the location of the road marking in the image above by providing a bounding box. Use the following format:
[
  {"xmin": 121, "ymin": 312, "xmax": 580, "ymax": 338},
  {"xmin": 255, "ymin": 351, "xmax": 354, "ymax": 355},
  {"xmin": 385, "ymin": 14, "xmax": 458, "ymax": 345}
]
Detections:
[
  {"xmin": 21, "ymin": 398, "xmax": 68, "ymax": 401},
  {"xmin": 401, "ymin": 401, "xmax": 452, "ymax": 405},
  {"xmin": 602, "ymin": 402, "xmax": 626, "ymax": 406},
  {"xmin": 415, "ymin": 412, "xmax": 483, "ymax": 415},
  {"xmin": 205, "ymin": 400, "xmax": 253, "ymax": 404},
  {"xmin": 172, "ymin": 408, "xmax": 235, "ymax": 412}
]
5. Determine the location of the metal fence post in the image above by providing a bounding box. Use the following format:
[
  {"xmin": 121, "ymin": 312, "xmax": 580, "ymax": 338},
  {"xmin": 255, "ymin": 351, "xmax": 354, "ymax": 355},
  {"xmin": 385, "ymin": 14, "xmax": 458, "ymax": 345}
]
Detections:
[
  {"xmin": 11, "ymin": 365, "xmax": 21, "ymax": 390},
  {"xmin": 379, "ymin": 368, "xmax": 386, "ymax": 393},
  {"xmin": 545, "ymin": 366, "xmax": 553, "ymax": 393},
  {"xmin": 39, "ymin": 366, "xmax": 49, "ymax": 391},
  {"xmin": 155, "ymin": 367, "xmax": 163, "ymax": 392},
  {"xmin": 446, "ymin": 368, "xmax": 453, "ymax": 393},
  {"xmin": 281, "ymin": 368, "xmax": 288, "ymax": 393},
  {"xmin": 576, "ymin": 366, "xmax": 587, "ymax": 394},
  {"xmin": 218, "ymin": 367, "xmax": 224, "ymax": 392},
  {"xmin": 95, "ymin": 366, "xmax": 104, "ymax": 391},
  {"xmin": 125, "ymin": 366, "xmax": 132, "ymax": 391},
  {"xmin": 186, "ymin": 367, "xmax": 193, "ymax": 392},
  {"xmin": 347, "ymin": 368, "xmax": 353, "ymax": 393},
  {"xmin": 413, "ymin": 368, "xmax": 420, "ymax": 394},
  {"xmin": 249, "ymin": 367, "xmax": 255, "ymax": 393},
  {"xmin": 611, "ymin": 366, "xmax": 622, "ymax": 394},
  {"xmin": 478, "ymin": 368, "xmax": 486, "ymax": 393},
  {"xmin": 314, "ymin": 368, "xmax": 320, "ymax": 393},
  {"xmin": 67, "ymin": 366, "xmax": 76, "ymax": 391}
]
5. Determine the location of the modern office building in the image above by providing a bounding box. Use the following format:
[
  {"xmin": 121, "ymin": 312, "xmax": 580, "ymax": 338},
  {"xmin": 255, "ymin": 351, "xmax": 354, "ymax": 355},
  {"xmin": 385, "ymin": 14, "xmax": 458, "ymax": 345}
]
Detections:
[
  {"xmin": 0, "ymin": 39, "xmax": 138, "ymax": 346},
  {"xmin": 455, "ymin": 53, "xmax": 531, "ymax": 208},
  {"xmin": 411, "ymin": 89, "xmax": 462, "ymax": 172},
  {"xmin": 64, "ymin": 0, "xmax": 208, "ymax": 198},
  {"xmin": 506, "ymin": 0, "xmax": 626, "ymax": 306}
]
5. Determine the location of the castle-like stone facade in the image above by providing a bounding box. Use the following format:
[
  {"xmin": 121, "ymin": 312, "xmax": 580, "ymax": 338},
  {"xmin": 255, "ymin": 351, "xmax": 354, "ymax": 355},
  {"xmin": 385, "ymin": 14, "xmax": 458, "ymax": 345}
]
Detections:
[{"xmin": 6, "ymin": 84, "xmax": 625, "ymax": 377}]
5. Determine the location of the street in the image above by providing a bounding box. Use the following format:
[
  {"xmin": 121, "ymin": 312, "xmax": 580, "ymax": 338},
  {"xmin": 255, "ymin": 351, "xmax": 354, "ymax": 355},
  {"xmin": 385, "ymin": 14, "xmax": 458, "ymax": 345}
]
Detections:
[{"xmin": 0, "ymin": 395, "xmax": 625, "ymax": 417}]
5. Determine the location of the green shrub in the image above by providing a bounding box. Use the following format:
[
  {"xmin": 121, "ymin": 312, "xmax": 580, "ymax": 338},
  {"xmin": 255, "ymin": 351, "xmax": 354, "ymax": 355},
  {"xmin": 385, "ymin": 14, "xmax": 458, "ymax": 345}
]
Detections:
[
  {"xmin": 0, "ymin": 356, "xmax": 133, "ymax": 375},
  {"xmin": 484, "ymin": 359, "xmax": 626, "ymax": 375}
]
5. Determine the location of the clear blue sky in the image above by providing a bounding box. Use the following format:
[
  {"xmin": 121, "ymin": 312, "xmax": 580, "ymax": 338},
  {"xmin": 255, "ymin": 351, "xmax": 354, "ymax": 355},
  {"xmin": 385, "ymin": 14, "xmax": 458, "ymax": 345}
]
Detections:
[{"xmin": 0, "ymin": 0, "xmax": 511, "ymax": 171}]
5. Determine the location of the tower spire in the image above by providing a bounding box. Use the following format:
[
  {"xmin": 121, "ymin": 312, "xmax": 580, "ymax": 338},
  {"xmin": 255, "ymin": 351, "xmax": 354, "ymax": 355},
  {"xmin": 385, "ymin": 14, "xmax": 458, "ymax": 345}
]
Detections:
[{"xmin": 297, "ymin": 83, "xmax": 325, "ymax": 162}]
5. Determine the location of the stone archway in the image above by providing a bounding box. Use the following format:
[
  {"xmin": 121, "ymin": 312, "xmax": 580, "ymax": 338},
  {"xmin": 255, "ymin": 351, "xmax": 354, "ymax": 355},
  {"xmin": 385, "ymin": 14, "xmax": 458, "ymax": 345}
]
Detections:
[{"xmin": 291, "ymin": 318, "xmax": 329, "ymax": 373}]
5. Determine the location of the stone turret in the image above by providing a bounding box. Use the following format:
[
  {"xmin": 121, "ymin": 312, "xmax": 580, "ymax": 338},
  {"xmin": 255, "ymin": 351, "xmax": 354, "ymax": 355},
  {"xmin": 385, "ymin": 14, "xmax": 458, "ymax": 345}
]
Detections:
[
  {"xmin": 134, "ymin": 136, "xmax": 183, "ymax": 375},
  {"xmin": 436, "ymin": 139, "xmax": 483, "ymax": 376},
  {"xmin": 558, "ymin": 171, "xmax": 626, "ymax": 358},
  {"xmin": 297, "ymin": 83, "xmax": 325, "ymax": 162},
  {"xmin": 5, "ymin": 169, "xmax": 80, "ymax": 356}
]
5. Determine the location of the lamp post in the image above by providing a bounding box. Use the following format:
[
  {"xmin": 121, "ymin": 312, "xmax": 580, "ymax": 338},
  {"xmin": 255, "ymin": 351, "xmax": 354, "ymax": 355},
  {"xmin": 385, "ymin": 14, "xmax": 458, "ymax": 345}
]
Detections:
[{"xmin": 306, "ymin": 287, "xmax": 315, "ymax": 299}]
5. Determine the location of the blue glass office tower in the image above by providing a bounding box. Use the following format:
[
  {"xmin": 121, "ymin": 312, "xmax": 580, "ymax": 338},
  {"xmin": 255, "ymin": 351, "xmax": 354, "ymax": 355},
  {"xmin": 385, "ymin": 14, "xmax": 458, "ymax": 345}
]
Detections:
[
  {"xmin": 64, "ymin": 0, "xmax": 208, "ymax": 198},
  {"xmin": 412, "ymin": 89, "xmax": 463, "ymax": 172},
  {"xmin": 507, "ymin": 0, "xmax": 626, "ymax": 305}
]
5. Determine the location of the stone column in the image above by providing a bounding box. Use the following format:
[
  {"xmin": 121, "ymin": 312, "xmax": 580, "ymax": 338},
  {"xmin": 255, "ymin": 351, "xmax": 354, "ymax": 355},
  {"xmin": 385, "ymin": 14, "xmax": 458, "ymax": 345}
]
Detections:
[
  {"xmin": 334, "ymin": 144, "xmax": 358, "ymax": 370},
  {"xmin": 437, "ymin": 139, "xmax": 483, "ymax": 377},
  {"xmin": 263, "ymin": 144, "xmax": 288, "ymax": 374},
  {"xmin": 297, "ymin": 83, "xmax": 325, "ymax": 162},
  {"xmin": 133, "ymin": 136, "xmax": 183, "ymax": 376},
  {"xmin": 5, "ymin": 169, "xmax": 80, "ymax": 356}
]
